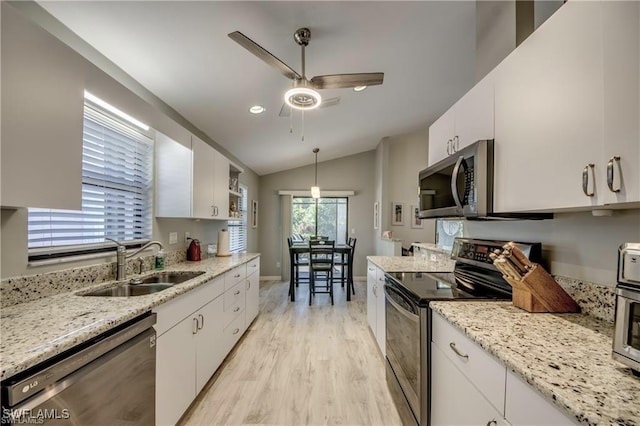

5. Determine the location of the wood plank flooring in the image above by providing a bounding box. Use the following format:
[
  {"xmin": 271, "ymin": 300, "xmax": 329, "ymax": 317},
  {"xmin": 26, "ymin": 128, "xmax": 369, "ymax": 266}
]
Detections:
[{"xmin": 180, "ymin": 279, "xmax": 402, "ymax": 426}]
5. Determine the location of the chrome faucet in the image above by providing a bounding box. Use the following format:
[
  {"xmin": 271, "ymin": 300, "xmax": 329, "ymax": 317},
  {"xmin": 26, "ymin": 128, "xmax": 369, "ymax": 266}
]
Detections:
[{"xmin": 106, "ymin": 238, "xmax": 164, "ymax": 281}]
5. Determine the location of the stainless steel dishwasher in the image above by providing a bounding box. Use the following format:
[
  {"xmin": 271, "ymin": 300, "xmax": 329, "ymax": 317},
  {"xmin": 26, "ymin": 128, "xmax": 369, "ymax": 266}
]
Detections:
[{"xmin": 1, "ymin": 313, "xmax": 156, "ymax": 425}]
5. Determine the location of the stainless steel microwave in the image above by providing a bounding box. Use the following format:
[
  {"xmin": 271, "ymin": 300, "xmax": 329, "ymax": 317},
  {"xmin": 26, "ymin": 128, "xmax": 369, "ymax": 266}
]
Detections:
[
  {"xmin": 418, "ymin": 140, "xmax": 551, "ymax": 220},
  {"xmin": 418, "ymin": 140, "xmax": 494, "ymax": 219}
]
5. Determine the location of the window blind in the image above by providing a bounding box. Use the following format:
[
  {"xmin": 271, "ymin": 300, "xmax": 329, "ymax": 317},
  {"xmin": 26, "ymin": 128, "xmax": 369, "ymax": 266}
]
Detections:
[
  {"xmin": 28, "ymin": 102, "xmax": 153, "ymax": 255},
  {"xmin": 228, "ymin": 185, "xmax": 248, "ymax": 253}
]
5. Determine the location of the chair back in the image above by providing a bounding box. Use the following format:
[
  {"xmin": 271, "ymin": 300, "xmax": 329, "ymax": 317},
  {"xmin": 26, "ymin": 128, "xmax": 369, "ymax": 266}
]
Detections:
[
  {"xmin": 309, "ymin": 240, "xmax": 335, "ymax": 270},
  {"xmin": 347, "ymin": 237, "xmax": 357, "ymax": 268},
  {"xmin": 287, "ymin": 237, "xmax": 293, "ymax": 248},
  {"xmin": 310, "ymin": 235, "xmax": 329, "ymax": 241}
]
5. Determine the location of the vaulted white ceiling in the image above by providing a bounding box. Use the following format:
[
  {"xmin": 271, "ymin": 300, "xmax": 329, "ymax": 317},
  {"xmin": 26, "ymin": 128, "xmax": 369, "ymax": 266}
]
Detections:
[{"xmin": 39, "ymin": 1, "xmax": 477, "ymax": 175}]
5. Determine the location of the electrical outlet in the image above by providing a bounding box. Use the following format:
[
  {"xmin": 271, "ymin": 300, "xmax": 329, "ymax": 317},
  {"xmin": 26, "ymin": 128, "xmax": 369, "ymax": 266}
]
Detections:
[
  {"xmin": 351, "ymin": 228, "xmax": 356, "ymax": 235},
  {"xmin": 430, "ymin": 254, "xmax": 437, "ymax": 262},
  {"xmin": 185, "ymin": 232, "xmax": 190, "ymax": 243},
  {"xmin": 169, "ymin": 232, "xmax": 178, "ymax": 245},
  {"xmin": 276, "ymin": 261, "xmax": 281, "ymax": 269}
]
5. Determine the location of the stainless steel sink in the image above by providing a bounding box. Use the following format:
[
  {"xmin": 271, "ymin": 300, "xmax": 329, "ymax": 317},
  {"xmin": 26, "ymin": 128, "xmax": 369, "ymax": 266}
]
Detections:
[
  {"xmin": 131, "ymin": 271, "xmax": 205, "ymax": 285},
  {"xmin": 80, "ymin": 271, "xmax": 206, "ymax": 297},
  {"xmin": 82, "ymin": 283, "xmax": 175, "ymax": 297}
]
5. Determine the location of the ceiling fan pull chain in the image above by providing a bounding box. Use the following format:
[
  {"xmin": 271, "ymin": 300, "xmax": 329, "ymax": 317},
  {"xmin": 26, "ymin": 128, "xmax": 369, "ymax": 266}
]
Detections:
[
  {"xmin": 289, "ymin": 106, "xmax": 293, "ymax": 134},
  {"xmin": 301, "ymin": 110, "xmax": 305, "ymax": 142}
]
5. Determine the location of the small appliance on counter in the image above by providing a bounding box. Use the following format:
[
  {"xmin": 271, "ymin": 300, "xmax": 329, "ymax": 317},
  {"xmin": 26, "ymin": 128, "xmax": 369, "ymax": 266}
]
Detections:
[
  {"xmin": 187, "ymin": 238, "xmax": 201, "ymax": 261},
  {"xmin": 216, "ymin": 229, "xmax": 231, "ymax": 257},
  {"xmin": 613, "ymin": 242, "xmax": 640, "ymax": 377}
]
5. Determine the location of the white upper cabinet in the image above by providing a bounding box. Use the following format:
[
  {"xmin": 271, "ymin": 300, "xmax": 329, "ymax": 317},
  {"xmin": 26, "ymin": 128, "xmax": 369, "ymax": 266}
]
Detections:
[
  {"xmin": 1, "ymin": 4, "xmax": 85, "ymax": 209},
  {"xmin": 600, "ymin": 1, "xmax": 640, "ymax": 206},
  {"xmin": 156, "ymin": 132, "xmax": 238, "ymax": 219},
  {"xmin": 428, "ymin": 71, "xmax": 494, "ymax": 166},
  {"xmin": 494, "ymin": 1, "xmax": 640, "ymax": 213}
]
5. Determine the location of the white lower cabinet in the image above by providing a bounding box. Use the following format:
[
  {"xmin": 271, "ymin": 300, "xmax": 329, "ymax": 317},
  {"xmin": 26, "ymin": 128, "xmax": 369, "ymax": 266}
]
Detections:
[
  {"xmin": 431, "ymin": 342, "xmax": 509, "ymax": 426},
  {"xmin": 505, "ymin": 370, "xmax": 575, "ymax": 426},
  {"xmin": 432, "ymin": 312, "xmax": 576, "ymax": 426},
  {"xmin": 366, "ymin": 261, "xmax": 385, "ymax": 355},
  {"xmin": 154, "ymin": 257, "xmax": 260, "ymax": 425}
]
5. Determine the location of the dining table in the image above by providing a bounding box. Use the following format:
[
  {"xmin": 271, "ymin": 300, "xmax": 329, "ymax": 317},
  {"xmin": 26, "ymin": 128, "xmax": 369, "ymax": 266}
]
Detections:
[{"xmin": 288, "ymin": 242, "xmax": 354, "ymax": 302}]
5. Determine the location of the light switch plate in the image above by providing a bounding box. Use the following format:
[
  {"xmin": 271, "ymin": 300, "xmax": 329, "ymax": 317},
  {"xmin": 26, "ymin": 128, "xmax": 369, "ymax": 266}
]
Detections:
[{"xmin": 169, "ymin": 232, "xmax": 178, "ymax": 245}]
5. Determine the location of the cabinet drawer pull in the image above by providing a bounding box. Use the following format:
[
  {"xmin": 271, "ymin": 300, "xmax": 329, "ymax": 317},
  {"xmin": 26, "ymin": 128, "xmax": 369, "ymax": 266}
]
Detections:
[
  {"xmin": 198, "ymin": 314, "xmax": 204, "ymax": 330},
  {"xmin": 607, "ymin": 156, "xmax": 621, "ymax": 193},
  {"xmin": 233, "ymin": 306, "xmax": 240, "ymax": 313},
  {"xmin": 486, "ymin": 420, "xmax": 497, "ymax": 426},
  {"xmin": 234, "ymin": 290, "xmax": 241, "ymax": 295},
  {"xmin": 192, "ymin": 317, "xmax": 199, "ymax": 335},
  {"xmin": 449, "ymin": 342, "xmax": 469, "ymax": 360},
  {"xmin": 234, "ymin": 274, "xmax": 241, "ymax": 278},
  {"xmin": 582, "ymin": 163, "xmax": 595, "ymax": 196},
  {"xmin": 233, "ymin": 328, "xmax": 240, "ymax": 335}
]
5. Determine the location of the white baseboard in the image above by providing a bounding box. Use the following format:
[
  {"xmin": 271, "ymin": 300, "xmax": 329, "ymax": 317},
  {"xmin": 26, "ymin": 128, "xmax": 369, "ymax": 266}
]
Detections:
[{"xmin": 260, "ymin": 276, "xmax": 282, "ymax": 281}]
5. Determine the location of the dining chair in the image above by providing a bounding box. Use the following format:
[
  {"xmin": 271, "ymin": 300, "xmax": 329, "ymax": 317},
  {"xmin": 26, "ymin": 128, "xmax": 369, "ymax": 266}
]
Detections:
[
  {"xmin": 288, "ymin": 237, "xmax": 309, "ymax": 295},
  {"xmin": 308, "ymin": 239, "xmax": 335, "ymax": 305}
]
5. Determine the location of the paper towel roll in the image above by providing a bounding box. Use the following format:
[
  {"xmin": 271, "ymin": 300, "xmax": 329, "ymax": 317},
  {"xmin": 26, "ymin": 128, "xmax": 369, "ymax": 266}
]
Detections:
[{"xmin": 216, "ymin": 228, "xmax": 231, "ymax": 257}]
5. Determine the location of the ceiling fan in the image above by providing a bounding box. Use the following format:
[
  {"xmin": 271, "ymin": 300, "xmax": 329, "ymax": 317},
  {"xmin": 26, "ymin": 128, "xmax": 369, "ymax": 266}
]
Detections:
[{"xmin": 228, "ymin": 27, "xmax": 384, "ymax": 112}]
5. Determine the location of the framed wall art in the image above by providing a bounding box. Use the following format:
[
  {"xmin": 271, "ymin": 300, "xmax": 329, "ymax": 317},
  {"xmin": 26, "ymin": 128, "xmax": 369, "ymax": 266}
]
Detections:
[
  {"xmin": 391, "ymin": 202, "xmax": 404, "ymax": 226},
  {"xmin": 411, "ymin": 205, "xmax": 423, "ymax": 229},
  {"xmin": 251, "ymin": 200, "xmax": 258, "ymax": 228}
]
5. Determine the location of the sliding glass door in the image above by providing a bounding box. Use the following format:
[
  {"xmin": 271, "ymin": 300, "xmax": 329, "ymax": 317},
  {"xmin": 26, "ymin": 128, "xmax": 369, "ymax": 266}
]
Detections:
[{"xmin": 292, "ymin": 197, "xmax": 348, "ymax": 244}]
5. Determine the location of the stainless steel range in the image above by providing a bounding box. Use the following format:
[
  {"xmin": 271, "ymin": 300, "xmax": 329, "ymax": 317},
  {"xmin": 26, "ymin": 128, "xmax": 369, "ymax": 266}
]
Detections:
[
  {"xmin": 384, "ymin": 238, "xmax": 541, "ymax": 426},
  {"xmin": 613, "ymin": 243, "xmax": 640, "ymax": 376}
]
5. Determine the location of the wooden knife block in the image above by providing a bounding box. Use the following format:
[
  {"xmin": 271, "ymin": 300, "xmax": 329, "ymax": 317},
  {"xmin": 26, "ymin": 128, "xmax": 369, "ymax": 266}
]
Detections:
[{"xmin": 502, "ymin": 264, "xmax": 581, "ymax": 313}]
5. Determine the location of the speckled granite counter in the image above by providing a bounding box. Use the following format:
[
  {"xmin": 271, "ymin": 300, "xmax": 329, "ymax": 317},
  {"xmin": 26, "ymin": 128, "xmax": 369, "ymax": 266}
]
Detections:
[
  {"xmin": 430, "ymin": 301, "xmax": 639, "ymax": 426},
  {"xmin": 367, "ymin": 255, "xmax": 454, "ymax": 273},
  {"xmin": 0, "ymin": 253, "xmax": 259, "ymax": 380}
]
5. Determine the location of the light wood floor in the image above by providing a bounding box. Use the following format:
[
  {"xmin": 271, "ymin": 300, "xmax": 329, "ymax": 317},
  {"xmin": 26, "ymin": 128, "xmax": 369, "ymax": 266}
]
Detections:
[{"xmin": 180, "ymin": 279, "xmax": 402, "ymax": 426}]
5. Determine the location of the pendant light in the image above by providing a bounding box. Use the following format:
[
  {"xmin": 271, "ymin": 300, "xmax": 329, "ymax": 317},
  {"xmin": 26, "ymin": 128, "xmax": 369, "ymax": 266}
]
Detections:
[{"xmin": 311, "ymin": 148, "xmax": 320, "ymax": 199}]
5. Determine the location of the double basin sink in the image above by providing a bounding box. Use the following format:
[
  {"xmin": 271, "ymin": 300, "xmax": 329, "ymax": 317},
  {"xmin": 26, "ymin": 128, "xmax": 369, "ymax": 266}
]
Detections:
[{"xmin": 80, "ymin": 271, "xmax": 205, "ymax": 297}]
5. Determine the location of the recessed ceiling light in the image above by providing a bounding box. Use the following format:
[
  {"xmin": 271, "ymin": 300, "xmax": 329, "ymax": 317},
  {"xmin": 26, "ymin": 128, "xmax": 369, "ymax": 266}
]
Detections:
[
  {"xmin": 249, "ymin": 105, "xmax": 266, "ymax": 114},
  {"xmin": 353, "ymin": 86, "xmax": 367, "ymax": 92}
]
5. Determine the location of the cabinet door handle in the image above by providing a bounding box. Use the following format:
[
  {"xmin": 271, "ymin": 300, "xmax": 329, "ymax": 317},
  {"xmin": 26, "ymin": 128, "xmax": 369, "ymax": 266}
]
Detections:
[
  {"xmin": 211, "ymin": 205, "xmax": 215, "ymax": 216},
  {"xmin": 198, "ymin": 314, "xmax": 204, "ymax": 330},
  {"xmin": 449, "ymin": 342, "xmax": 469, "ymax": 360},
  {"xmin": 446, "ymin": 139, "xmax": 452, "ymax": 155},
  {"xmin": 192, "ymin": 317, "xmax": 199, "ymax": 334},
  {"xmin": 233, "ymin": 328, "xmax": 240, "ymax": 335},
  {"xmin": 246, "ymin": 280, "xmax": 251, "ymax": 290},
  {"xmin": 233, "ymin": 306, "xmax": 240, "ymax": 313},
  {"xmin": 486, "ymin": 421, "xmax": 497, "ymax": 426},
  {"xmin": 234, "ymin": 273, "xmax": 241, "ymax": 278},
  {"xmin": 234, "ymin": 289, "xmax": 241, "ymax": 295},
  {"xmin": 582, "ymin": 163, "xmax": 595, "ymax": 197},
  {"xmin": 372, "ymin": 285, "xmax": 377, "ymax": 297},
  {"xmin": 607, "ymin": 156, "xmax": 621, "ymax": 193},
  {"xmin": 453, "ymin": 135, "xmax": 459, "ymax": 152}
]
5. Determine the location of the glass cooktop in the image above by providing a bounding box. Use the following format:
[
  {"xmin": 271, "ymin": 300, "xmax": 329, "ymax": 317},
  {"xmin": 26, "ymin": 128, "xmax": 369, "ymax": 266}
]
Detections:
[{"xmin": 385, "ymin": 271, "xmax": 511, "ymax": 307}]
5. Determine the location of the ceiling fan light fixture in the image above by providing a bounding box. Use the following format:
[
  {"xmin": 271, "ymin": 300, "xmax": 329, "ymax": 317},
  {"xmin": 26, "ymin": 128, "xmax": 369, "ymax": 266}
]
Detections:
[
  {"xmin": 284, "ymin": 86, "xmax": 322, "ymax": 110},
  {"xmin": 249, "ymin": 105, "xmax": 266, "ymax": 114},
  {"xmin": 353, "ymin": 85, "xmax": 367, "ymax": 92}
]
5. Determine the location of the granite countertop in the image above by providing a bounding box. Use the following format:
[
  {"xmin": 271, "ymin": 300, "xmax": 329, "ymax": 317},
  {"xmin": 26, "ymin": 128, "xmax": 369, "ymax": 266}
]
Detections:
[
  {"xmin": 0, "ymin": 253, "xmax": 259, "ymax": 380},
  {"xmin": 430, "ymin": 301, "xmax": 639, "ymax": 425},
  {"xmin": 367, "ymin": 255, "xmax": 454, "ymax": 273}
]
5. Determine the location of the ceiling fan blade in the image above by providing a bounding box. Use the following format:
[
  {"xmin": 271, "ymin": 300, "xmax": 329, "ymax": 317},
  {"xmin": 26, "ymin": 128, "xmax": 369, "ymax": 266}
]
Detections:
[
  {"xmin": 310, "ymin": 73, "xmax": 384, "ymax": 89},
  {"xmin": 228, "ymin": 31, "xmax": 301, "ymax": 80},
  {"xmin": 279, "ymin": 97, "xmax": 341, "ymax": 117}
]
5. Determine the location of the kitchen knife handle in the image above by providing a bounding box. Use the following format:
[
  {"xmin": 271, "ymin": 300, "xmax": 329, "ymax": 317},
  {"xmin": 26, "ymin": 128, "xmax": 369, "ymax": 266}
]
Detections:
[
  {"xmin": 582, "ymin": 163, "xmax": 595, "ymax": 197},
  {"xmin": 607, "ymin": 156, "xmax": 621, "ymax": 193},
  {"xmin": 451, "ymin": 155, "xmax": 465, "ymax": 212}
]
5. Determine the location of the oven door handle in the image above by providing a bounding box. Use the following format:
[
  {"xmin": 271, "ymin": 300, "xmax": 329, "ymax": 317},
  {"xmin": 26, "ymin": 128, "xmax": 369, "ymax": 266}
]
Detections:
[
  {"xmin": 384, "ymin": 285, "xmax": 419, "ymax": 321},
  {"xmin": 450, "ymin": 155, "xmax": 466, "ymax": 213}
]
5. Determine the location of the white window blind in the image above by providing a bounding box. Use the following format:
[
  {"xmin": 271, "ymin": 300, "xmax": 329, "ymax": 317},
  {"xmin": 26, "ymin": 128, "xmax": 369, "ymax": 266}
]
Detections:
[
  {"xmin": 28, "ymin": 101, "xmax": 153, "ymax": 256},
  {"xmin": 228, "ymin": 185, "xmax": 248, "ymax": 253}
]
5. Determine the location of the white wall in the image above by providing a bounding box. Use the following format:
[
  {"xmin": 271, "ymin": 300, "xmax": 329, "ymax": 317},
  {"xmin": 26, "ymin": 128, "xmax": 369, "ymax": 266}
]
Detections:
[
  {"xmin": 385, "ymin": 129, "xmax": 437, "ymax": 248},
  {"xmin": 464, "ymin": 209, "xmax": 640, "ymax": 286},
  {"xmin": 0, "ymin": 3, "xmax": 260, "ymax": 279}
]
